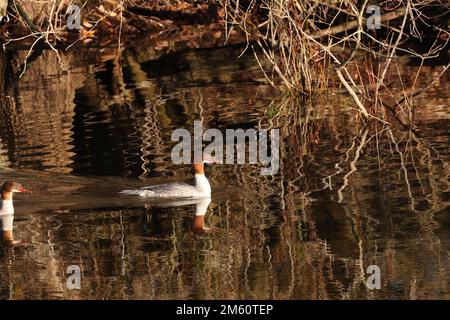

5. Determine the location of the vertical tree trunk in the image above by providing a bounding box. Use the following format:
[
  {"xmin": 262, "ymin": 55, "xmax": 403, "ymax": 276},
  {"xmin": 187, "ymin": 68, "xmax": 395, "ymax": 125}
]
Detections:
[{"xmin": 0, "ymin": 0, "xmax": 7, "ymax": 22}]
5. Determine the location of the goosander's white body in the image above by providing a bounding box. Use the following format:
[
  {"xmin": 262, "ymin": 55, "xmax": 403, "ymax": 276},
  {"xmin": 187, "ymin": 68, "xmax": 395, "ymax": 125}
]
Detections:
[
  {"xmin": 0, "ymin": 199, "xmax": 14, "ymax": 231},
  {"xmin": 120, "ymin": 160, "xmax": 213, "ymax": 199},
  {"xmin": 0, "ymin": 199, "xmax": 14, "ymax": 215},
  {"xmin": 120, "ymin": 174, "xmax": 211, "ymax": 198}
]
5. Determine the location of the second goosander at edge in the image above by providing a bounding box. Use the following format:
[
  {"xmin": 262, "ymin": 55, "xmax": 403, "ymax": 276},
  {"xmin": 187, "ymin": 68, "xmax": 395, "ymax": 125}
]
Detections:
[
  {"xmin": 0, "ymin": 181, "xmax": 31, "ymax": 244},
  {"xmin": 120, "ymin": 157, "xmax": 215, "ymax": 199}
]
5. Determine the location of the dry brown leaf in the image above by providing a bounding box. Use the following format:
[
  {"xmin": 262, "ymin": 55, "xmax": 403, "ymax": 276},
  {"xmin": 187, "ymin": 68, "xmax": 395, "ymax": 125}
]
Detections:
[{"xmin": 81, "ymin": 29, "xmax": 96, "ymax": 39}]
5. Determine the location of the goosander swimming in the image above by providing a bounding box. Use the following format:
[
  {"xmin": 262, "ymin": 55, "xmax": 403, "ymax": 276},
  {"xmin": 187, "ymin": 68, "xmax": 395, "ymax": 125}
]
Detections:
[
  {"xmin": 120, "ymin": 158, "xmax": 214, "ymax": 199},
  {"xmin": 0, "ymin": 181, "xmax": 31, "ymax": 244}
]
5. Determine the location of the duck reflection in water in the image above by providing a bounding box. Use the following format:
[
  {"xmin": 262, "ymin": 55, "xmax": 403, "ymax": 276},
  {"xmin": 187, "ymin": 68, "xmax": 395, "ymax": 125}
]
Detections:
[
  {"xmin": 191, "ymin": 198, "xmax": 216, "ymax": 234},
  {"xmin": 146, "ymin": 198, "xmax": 217, "ymax": 234}
]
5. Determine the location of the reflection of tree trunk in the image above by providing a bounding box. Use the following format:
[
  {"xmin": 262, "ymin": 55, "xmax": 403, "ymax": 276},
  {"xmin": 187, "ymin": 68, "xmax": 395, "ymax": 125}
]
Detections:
[
  {"xmin": 0, "ymin": 137, "xmax": 9, "ymax": 167},
  {"xmin": 0, "ymin": 62, "xmax": 16, "ymax": 165},
  {"xmin": 44, "ymin": 229, "xmax": 66, "ymax": 298},
  {"xmin": 125, "ymin": 52, "xmax": 170, "ymax": 176},
  {"xmin": 0, "ymin": 48, "xmax": 5, "ymax": 90},
  {"xmin": 7, "ymin": 49, "xmax": 86, "ymax": 173},
  {"xmin": 126, "ymin": 52, "xmax": 172, "ymax": 127}
]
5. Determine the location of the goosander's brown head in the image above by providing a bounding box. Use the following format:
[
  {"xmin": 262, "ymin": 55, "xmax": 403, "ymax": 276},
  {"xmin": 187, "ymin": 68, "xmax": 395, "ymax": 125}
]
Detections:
[
  {"xmin": 193, "ymin": 163, "xmax": 204, "ymax": 175},
  {"xmin": 192, "ymin": 154, "xmax": 216, "ymax": 175},
  {"xmin": 1, "ymin": 181, "xmax": 31, "ymax": 200}
]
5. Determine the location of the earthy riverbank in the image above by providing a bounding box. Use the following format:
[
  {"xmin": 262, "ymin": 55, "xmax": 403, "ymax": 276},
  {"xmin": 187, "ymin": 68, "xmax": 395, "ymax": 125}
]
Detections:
[
  {"xmin": 0, "ymin": 0, "xmax": 448, "ymax": 129},
  {"xmin": 0, "ymin": 0, "xmax": 243, "ymax": 48}
]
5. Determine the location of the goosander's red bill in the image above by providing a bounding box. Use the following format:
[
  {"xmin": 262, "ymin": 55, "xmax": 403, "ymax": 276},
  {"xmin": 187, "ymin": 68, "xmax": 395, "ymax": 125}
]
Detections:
[{"xmin": 16, "ymin": 186, "xmax": 32, "ymax": 193}]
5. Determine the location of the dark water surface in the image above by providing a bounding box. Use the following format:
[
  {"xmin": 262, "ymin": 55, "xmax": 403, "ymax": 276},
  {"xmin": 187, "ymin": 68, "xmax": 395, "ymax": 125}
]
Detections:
[{"xmin": 0, "ymin": 43, "xmax": 448, "ymax": 299}]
